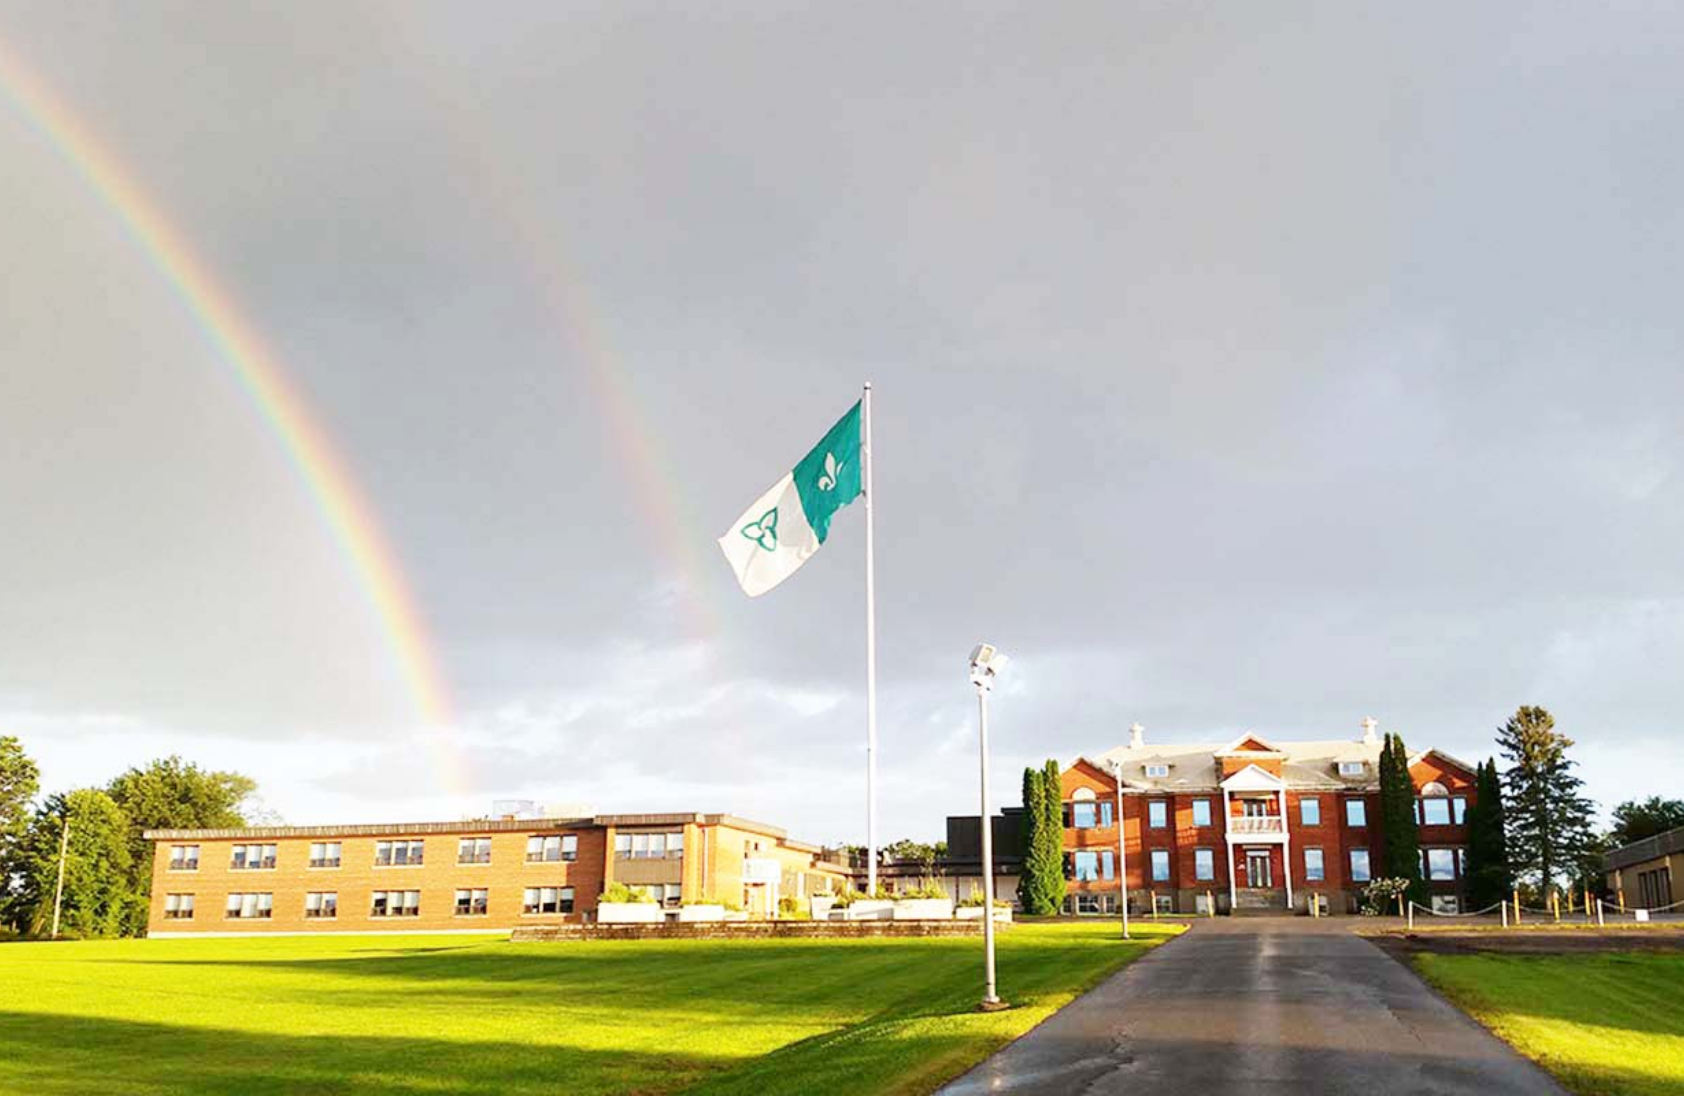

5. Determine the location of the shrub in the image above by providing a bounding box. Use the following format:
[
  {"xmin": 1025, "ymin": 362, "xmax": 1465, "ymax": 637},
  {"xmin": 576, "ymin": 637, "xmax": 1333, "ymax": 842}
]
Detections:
[
  {"xmin": 899, "ymin": 881, "xmax": 950, "ymax": 901},
  {"xmin": 1360, "ymin": 878, "xmax": 1411, "ymax": 916},
  {"xmin": 957, "ymin": 893, "xmax": 1011, "ymax": 908},
  {"xmin": 599, "ymin": 882, "xmax": 656, "ymax": 905},
  {"xmin": 776, "ymin": 895, "xmax": 811, "ymax": 919}
]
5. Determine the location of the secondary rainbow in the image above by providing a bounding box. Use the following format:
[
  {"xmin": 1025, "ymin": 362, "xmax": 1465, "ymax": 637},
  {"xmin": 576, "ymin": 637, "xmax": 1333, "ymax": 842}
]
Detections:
[{"xmin": 0, "ymin": 38, "xmax": 453, "ymax": 731}]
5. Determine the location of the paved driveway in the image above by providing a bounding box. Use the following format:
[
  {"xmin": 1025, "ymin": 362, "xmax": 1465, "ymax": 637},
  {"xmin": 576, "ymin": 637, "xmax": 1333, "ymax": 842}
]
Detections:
[{"xmin": 938, "ymin": 918, "xmax": 1567, "ymax": 1096}]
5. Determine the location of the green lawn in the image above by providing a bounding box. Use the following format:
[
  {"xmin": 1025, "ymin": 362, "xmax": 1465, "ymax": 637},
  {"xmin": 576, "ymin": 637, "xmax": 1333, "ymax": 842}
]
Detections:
[
  {"xmin": 1414, "ymin": 951, "xmax": 1684, "ymax": 1096},
  {"xmin": 0, "ymin": 921, "xmax": 1179, "ymax": 1095}
]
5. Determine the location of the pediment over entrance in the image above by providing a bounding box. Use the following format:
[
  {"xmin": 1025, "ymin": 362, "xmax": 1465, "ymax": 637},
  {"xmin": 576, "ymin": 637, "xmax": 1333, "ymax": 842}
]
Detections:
[{"xmin": 1220, "ymin": 763, "xmax": 1285, "ymax": 791}]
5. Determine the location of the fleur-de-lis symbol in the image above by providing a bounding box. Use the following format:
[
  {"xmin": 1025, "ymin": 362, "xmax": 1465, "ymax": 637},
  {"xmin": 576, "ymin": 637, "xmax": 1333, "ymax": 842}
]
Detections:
[
  {"xmin": 817, "ymin": 452, "xmax": 843, "ymax": 491},
  {"xmin": 740, "ymin": 506, "xmax": 779, "ymax": 551}
]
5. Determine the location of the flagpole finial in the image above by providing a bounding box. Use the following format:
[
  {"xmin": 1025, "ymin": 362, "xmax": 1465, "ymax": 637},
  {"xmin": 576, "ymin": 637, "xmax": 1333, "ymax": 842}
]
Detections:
[{"xmin": 864, "ymin": 380, "xmax": 872, "ymax": 390}]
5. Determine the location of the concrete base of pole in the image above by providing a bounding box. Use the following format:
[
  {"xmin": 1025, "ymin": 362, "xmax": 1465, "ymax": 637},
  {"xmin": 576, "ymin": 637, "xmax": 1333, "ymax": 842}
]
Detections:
[{"xmin": 978, "ymin": 997, "xmax": 1011, "ymax": 1012}]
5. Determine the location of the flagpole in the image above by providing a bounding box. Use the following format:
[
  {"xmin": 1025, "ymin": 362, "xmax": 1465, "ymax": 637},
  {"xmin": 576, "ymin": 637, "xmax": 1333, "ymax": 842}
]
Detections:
[{"xmin": 863, "ymin": 381, "xmax": 879, "ymax": 895}]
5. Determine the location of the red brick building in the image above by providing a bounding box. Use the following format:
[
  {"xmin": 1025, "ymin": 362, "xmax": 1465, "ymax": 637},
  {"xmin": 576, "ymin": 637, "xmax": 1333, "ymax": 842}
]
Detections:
[{"xmin": 1059, "ymin": 722, "xmax": 1477, "ymax": 915}]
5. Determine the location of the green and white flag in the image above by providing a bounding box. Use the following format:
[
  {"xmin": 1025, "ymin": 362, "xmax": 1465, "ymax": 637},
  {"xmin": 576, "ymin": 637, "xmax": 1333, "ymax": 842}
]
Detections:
[{"xmin": 718, "ymin": 401, "xmax": 863, "ymax": 597}]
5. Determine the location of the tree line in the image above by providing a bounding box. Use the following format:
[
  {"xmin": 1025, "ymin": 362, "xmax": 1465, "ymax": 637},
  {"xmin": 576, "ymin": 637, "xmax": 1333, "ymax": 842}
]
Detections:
[
  {"xmin": 1010, "ymin": 705, "xmax": 1672, "ymax": 913},
  {"xmin": 0, "ymin": 736, "xmax": 257, "ymax": 938}
]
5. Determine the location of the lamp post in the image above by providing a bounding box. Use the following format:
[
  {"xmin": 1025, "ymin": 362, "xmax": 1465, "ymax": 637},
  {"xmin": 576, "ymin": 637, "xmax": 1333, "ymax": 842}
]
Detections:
[
  {"xmin": 1108, "ymin": 745, "xmax": 1133, "ymax": 940},
  {"xmin": 969, "ymin": 643, "xmax": 1009, "ymax": 1011}
]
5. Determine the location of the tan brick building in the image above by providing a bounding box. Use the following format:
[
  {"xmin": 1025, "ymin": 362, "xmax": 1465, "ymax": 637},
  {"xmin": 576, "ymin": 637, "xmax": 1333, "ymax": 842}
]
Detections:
[
  {"xmin": 1605, "ymin": 825, "xmax": 1681, "ymax": 911},
  {"xmin": 1057, "ymin": 723, "xmax": 1478, "ymax": 915},
  {"xmin": 145, "ymin": 811, "xmax": 850, "ymax": 936}
]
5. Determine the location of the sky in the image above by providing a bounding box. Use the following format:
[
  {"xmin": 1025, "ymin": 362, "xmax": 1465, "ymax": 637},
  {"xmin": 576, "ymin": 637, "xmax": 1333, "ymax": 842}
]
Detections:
[{"xmin": 2, "ymin": 2, "xmax": 1681, "ymax": 845}]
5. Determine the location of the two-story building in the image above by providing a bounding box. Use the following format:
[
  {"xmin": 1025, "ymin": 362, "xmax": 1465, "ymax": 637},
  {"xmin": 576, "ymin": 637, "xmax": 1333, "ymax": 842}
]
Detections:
[
  {"xmin": 1058, "ymin": 721, "xmax": 1477, "ymax": 915},
  {"xmin": 144, "ymin": 811, "xmax": 850, "ymax": 936}
]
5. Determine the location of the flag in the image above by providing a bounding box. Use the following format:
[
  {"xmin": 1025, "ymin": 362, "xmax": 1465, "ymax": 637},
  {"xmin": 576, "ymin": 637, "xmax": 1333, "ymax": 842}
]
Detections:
[{"xmin": 718, "ymin": 401, "xmax": 863, "ymax": 597}]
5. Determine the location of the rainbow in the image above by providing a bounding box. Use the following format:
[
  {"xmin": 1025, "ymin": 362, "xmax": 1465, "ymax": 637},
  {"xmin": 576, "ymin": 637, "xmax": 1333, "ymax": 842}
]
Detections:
[{"xmin": 0, "ymin": 39, "xmax": 453, "ymax": 733}]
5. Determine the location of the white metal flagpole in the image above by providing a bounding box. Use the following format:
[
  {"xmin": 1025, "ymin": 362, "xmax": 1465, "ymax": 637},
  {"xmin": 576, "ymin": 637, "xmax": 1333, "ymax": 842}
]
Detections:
[{"xmin": 863, "ymin": 381, "xmax": 879, "ymax": 895}]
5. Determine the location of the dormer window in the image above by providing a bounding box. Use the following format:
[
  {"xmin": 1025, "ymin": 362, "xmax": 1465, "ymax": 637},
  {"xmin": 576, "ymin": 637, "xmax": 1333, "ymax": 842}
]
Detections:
[
  {"xmin": 1338, "ymin": 761, "xmax": 1365, "ymax": 777},
  {"xmin": 1145, "ymin": 763, "xmax": 1169, "ymax": 778}
]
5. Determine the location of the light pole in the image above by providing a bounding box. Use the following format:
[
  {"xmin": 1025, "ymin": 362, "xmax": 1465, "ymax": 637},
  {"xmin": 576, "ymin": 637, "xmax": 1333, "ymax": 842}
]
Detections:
[
  {"xmin": 51, "ymin": 810, "xmax": 70, "ymax": 940},
  {"xmin": 1108, "ymin": 747, "xmax": 1133, "ymax": 940},
  {"xmin": 969, "ymin": 643, "xmax": 1009, "ymax": 1011}
]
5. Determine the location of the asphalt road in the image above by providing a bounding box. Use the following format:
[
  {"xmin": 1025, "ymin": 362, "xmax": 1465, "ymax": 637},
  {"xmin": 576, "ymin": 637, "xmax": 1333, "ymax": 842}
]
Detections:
[{"xmin": 937, "ymin": 918, "xmax": 1568, "ymax": 1096}]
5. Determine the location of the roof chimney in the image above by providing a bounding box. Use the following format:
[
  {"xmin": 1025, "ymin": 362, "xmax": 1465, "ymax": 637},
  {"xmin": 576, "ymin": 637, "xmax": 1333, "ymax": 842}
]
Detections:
[
  {"xmin": 1129, "ymin": 722, "xmax": 1145, "ymax": 749},
  {"xmin": 1361, "ymin": 717, "xmax": 1378, "ymax": 746}
]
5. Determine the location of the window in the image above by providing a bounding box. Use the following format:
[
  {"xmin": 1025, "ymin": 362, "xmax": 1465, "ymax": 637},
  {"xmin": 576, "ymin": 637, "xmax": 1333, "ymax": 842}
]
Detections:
[
  {"xmin": 659, "ymin": 883, "xmax": 682, "ymax": 908},
  {"xmin": 1195, "ymin": 848, "xmax": 1214, "ymax": 881},
  {"xmin": 1154, "ymin": 894, "xmax": 1174, "ymax": 915},
  {"xmin": 1304, "ymin": 848, "xmax": 1325, "ymax": 882},
  {"xmin": 523, "ymin": 886, "xmax": 575, "ymax": 914},
  {"xmin": 304, "ymin": 892, "xmax": 338, "ymax": 919},
  {"xmin": 1425, "ymin": 849, "xmax": 1456, "ymax": 881},
  {"xmin": 1431, "ymin": 895, "xmax": 1461, "ymax": 914},
  {"xmin": 1456, "ymin": 848, "xmax": 1467, "ymax": 877},
  {"xmin": 458, "ymin": 838, "xmax": 493, "ymax": 865},
  {"xmin": 668, "ymin": 831, "xmax": 683, "ymax": 857},
  {"xmin": 371, "ymin": 890, "xmax": 421, "ymax": 917},
  {"xmin": 1418, "ymin": 798, "xmax": 1452, "ymax": 826},
  {"xmin": 1145, "ymin": 763, "xmax": 1170, "ymax": 778},
  {"xmin": 455, "ymin": 888, "xmax": 490, "ymax": 916},
  {"xmin": 168, "ymin": 845, "xmax": 199, "ymax": 871},
  {"xmin": 309, "ymin": 842, "xmax": 341, "ymax": 868},
  {"xmin": 1338, "ymin": 761, "xmax": 1365, "ymax": 776},
  {"xmin": 225, "ymin": 893, "xmax": 272, "ymax": 919},
  {"xmin": 163, "ymin": 893, "xmax": 194, "ymax": 920},
  {"xmin": 1101, "ymin": 849, "xmax": 1115, "ymax": 881},
  {"xmin": 1192, "ymin": 799, "xmax": 1212, "ymax": 827},
  {"xmin": 528, "ymin": 835, "xmax": 564, "ymax": 862},
  {"xmin": 1100, "ymin": 800, "xmax": 1114, "ymax": 828},
  {"xmin": 1299, "ymin": 798, "xmax": 1321, "ymax": 826},
  {"xmin": 1073, "ymin": 851, "xmax": 1099, "ymax": 882},
  {"xmin": 1349, "ymin": 849, "xmax": 1371, "ymax": 883},
  {"xmin": 230, "ymin": 844, "xmax": 277, "ymax": 870},
  {"xmin": 1345, "ymin": 800, "xmax": 1367, "ymax": 827},
  {"xmin": 1151, "ymin": 849, "xmax": 1170, "ymax": 882},
  {"xmin": 1148, "ymin": 801, "xmax": 1168, "ymax": 828},
  {"xmin": 614, "ymin": 833, "xmax": 632, "ymax": 857},
  {"xmin": 375, "ymin": 840, "xmax": 424, "ymax": 866},
  {"xmin": 621, "ymin": 832, "xmax": 684, "ymax": 859},
  {"xmin": 1452, "ymin": 797, "xmax": 1467, "ymax": 825},
  {"xmin": 1074, "ymin": 893, "xmax": 1102, "ymax": 915},
  {"xmin": 1072, "ymin": 801, "xmax": 1098, "ymax": 829}
]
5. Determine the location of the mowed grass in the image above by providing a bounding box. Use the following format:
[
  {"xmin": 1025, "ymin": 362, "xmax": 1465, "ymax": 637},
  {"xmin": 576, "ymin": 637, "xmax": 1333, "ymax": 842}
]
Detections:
[
  {"xmin": 1414, "ymin": 951, "xmax": 1684, "ymax": 1096},
  {"xmin": 0, "ymin": 921, "xmax": 1180, "ymax": 1096}
]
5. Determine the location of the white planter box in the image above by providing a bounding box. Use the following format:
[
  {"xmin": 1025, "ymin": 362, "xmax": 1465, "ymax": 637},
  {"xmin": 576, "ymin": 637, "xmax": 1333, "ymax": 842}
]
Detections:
[
  {"xmin": 723, "ymin": 909, "xmax": 750, "ymax": 922},
  {"xmin": 596, "ymin": 902, "xmax": 663, "ymax": 924},
  {"xmin": 677, "ymin": 905, "xmax": 726, "ymax": 923},
  {"xmin": 834, "ymin": 900, "xmax": 896, "ymax": 921},
  {"xmin": 956, "ymin": 906, "xmax": 1014, "ymax": 922},
  {"xmin": 809, "ymin": 896, "xmax": 836, "ymax": 922},
  {"xmin": 893, "ymin": 899, "xmax": 954, "ymax": 921}
]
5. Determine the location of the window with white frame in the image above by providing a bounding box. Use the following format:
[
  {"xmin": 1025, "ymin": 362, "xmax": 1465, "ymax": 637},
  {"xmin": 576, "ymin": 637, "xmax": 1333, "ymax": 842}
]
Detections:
[
  {"xmin": 168, "ymin": 845, "xmax": 199, "ymax": 871},
  {"xmin": 528, "ymin": 835, "xmax": 561, "ymax": 862},
  {"xmin": 225, "ymin": 892, "xmax": 272, "ymax": 919},
  {"xmin": 1145, "ymin": 763, "xmax": 1170, "ymax": 778},
  {"xmin": 304, "ymin": 892, "xmax": 337, "ymax": 919},
  {"xmin": 523, "ymin": 886, "xmax": 574, "ymax": 914},
  {"xmin": 1192, "ymin": 799, "xmax": 1212, "ymax": 827},
  {"xmin": 374, "ymin": 840, "xmax": 424, "ymax": 866},
  {"xmin": 455, "ymin": 888, "xmax": 490, "ymax": 916},
  {"xmin": 458, "ymin": 837, "xmax": 492, "ymax": 864},
  {"xmin": 1349, "ymin": 849, "xmax": 1371, "ymax": 883},
  {"xmin": 371, "ymin": 890, "xmax": 421, "ymax": 917},
  {"xmin": 1101, "ymin": 800, "xmax": 1114, "ymax": 828},
  {"xmin": 1148, "ymin": 800, "xmax": 1168, "ymax": 828},
  {"xmin": 163, "ymin": 893, "xmax": 194, "ymax": 920},
  {"xmin": 1072, "ymin": 788, "xmax": 1098, "ymax": 829},
  {"xmin": 1101, "ymin": 850, "xmax": 1115, "ymax": 881},
  {"xmin": 561, "ymin": 834, "xmax": 578, "ymax": 861},
  {"xmin": 1299, "ymin": 798, "xmax": 1321, "ymax": 826},
  {"xmin": 230, "ymin": 844, "xmax": 277, "ymax": 870},
  {"xmin": 1345, "ymin": 800, "xmax": 1367, "ymax": 827},
  {"xmin": 1304, "ymin": 848, "xmax": 1325, "ymax": 882},
  {"xmin": 1073, "ymin": 850, "xmax": 1099, "ymax": 882},
  {"xmin": 1074, "ymin": 893, "xmax": 1102, "ymax": 915},
  {"xmin": 309, "ymin": 842, "xmax": 341, "ymax": 868},
  {"xmin": 1338, "ymin": 761, "xmax": 1366, "ymax": 777},
  {"xmin": 614, "ymin": 833, "xmax": 631, "ymax": 857},
  {"xmin": 1151, "ymin": 849, "xmax": 1170, "ymax": 882},
  {"xmin": 1194, "ymin": 848, "xmax": 1214, "ymax": 881},
  {"xmin": 1424, "ymin": 848, "xmax": 1456, "ymax": 881}
]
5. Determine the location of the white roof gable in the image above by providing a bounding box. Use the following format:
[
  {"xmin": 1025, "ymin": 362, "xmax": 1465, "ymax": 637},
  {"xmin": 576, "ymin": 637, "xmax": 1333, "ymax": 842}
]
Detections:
[{"xmin": 1221, "ymin": 763, "xmax": 1285, "ymax": 790}]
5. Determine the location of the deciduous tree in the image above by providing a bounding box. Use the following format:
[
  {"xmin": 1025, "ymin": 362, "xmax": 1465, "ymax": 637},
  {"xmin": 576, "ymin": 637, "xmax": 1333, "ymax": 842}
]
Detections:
[
  {"xmin": 1608, "ymin": 797, "xmax": 1684, "ymax": 847},
  {"xmin": 4, "ymin": 789, "xmax": 138, "ymax": 938}
]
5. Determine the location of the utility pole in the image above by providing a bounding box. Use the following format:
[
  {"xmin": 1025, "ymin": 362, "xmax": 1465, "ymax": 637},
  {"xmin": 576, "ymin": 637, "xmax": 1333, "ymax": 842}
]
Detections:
[
  {"xmin": 51, "ymin": 812, "xmax": 70, "ymax": 940},
  {"xmin": 969, "ymin": 643, "xmax": 1010, "ymax": 1011}
]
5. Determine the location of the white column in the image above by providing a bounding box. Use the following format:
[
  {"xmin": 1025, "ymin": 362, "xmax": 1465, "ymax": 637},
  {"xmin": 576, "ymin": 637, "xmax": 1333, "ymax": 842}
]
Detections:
[
  {"xmin": 1279, "ymin": 784, "xmax": 1293, "ymax": 910},
  {"xmin": 1224, "ymin": 788, "xmax": 1236, "ymax": 910}
]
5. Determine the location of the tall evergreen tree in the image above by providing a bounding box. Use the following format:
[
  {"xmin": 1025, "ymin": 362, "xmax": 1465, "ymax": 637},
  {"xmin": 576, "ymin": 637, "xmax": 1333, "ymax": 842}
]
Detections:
[
  {"xmin": 1378, "ymin": 733, "xmax": 1424, "ymax": 904},
  {"xmin": 1042, "ymin": 759, "xmax": 1068, "ymax": 914},
  {"xmin": 1497, "ymin": 705, "xmax": 1595, "ymax": 896},
  {"xmin": 3, "ymin": 789, "xmax": 138, "ymax": 938},
  {"xmin": 1464, "ymin": 759, "xmax": 1512, "ymax": 909},
  {"xmin": 0, "ymin": 736, "xmax": 39, "ymax": 905},
  {"xmin": 1016, "ymin": 766, "xmax": 1049, "ymax": 913}
]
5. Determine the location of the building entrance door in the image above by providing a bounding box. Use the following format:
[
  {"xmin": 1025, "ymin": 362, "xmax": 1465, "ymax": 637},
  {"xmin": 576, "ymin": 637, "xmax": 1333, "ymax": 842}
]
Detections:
[{"xmin": 1246, "ymin": 850, "xmax": 1272, "ymax": 888}]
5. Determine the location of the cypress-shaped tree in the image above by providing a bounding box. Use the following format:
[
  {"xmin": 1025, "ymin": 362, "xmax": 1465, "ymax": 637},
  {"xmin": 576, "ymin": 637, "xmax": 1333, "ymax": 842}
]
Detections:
[
  {"xmin": 1497, "ymin": 706, "xmax": 1595, "ymax": 896},
  {"xmin": 1042, "ymin": 759, "xmax": 1068, "ymax": 914},
  {"xmin": 1378, "ymin": 733, "xmax": 1424, "ymax": 904},
  {"xmin": 1016, "ymin": 766, "xmax": 1048, "ymax": 913},
  {"xmin": 1464, "ymin": 759, "xmax": 1512, "ymax": 909}
]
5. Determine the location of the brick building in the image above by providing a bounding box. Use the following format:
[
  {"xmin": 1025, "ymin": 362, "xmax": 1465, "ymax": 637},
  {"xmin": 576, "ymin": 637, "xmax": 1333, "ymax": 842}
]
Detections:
[
  {"xmin": 145, "ymin": 811, "xmax": 850, "ymax": 936},
  {"xmin": 1604, "ymin": 825, "xmax": 1681, "ymax": 911},
  {"xmin": 1058, "ymin": 721, "xmax": 1477, "ymax": 915}
]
